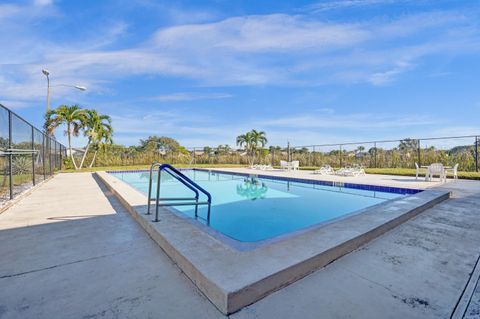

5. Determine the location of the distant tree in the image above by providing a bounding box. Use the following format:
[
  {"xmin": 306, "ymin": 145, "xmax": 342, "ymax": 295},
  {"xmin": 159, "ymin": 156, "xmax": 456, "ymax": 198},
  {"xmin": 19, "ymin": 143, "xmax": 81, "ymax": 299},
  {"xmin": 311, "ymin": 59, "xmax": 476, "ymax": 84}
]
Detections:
[
  {"xmin": 79, "ymin": 109, "xmax": 113, "ymax": 168},
  {"xmin": 139, "ymin": 136, "xmax": 180, "ymax": 152},
  {"xmin": 203, "ymin": 146, "xmax": 212, "ymax": 156},
  {"xmin": 356, "ymin": 146, "xmax": 365, "ymax": 153},
  {"xmin": 45, "ymin": 104, "xmax": 87, "ymax": 170},
  {"xmin": 236, "ymin": 129, "xmax": 268, "ymax": 166}
]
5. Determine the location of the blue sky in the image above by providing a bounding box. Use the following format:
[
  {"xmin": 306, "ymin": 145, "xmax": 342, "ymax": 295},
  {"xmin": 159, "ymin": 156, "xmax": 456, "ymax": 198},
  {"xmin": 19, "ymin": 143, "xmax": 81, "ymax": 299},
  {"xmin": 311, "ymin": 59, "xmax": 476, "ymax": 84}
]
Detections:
[{"xmin": 1, "ymin": 0, "xmax": 479, "ymax": 148}]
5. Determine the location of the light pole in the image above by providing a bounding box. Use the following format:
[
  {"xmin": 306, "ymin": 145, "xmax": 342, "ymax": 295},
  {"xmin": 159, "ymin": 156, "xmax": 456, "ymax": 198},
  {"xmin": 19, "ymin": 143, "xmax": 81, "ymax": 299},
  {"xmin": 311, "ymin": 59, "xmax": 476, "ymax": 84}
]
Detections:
[
  {"xmin": 42, "ymin": 69, "xmax": 50, "ymax": 112},
  {"xmin": 42, "ymin": 69, "xmax": 86, "ymax": 113}
]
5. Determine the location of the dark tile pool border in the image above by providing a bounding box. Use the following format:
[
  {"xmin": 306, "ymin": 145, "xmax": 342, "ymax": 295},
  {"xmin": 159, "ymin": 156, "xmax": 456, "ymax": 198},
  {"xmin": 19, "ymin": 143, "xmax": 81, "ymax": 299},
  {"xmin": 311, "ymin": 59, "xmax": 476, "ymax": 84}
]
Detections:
[{"xmin": 107, "ymin": 168, "xmax": 422, "ymax": 195}]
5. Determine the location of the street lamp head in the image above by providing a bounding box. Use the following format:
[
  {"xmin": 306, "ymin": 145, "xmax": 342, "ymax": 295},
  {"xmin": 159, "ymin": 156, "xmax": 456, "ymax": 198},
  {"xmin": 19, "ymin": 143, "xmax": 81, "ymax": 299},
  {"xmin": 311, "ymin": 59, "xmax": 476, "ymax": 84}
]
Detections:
[
  {"xmin": 42, "ymin": 69, "xmax": 50, "ymax": 76},
  {"xmin": 74, "ymin": 85, "xmax": 86, "ymax": 91}
]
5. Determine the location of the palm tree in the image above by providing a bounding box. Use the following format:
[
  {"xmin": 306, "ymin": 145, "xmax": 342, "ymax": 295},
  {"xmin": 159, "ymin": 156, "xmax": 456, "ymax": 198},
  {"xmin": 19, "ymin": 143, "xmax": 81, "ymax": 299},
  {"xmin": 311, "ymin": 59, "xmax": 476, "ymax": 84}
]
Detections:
[
  {"xmin": 88, "ymin": 121, "xmax": 113, "ymax": 168},
  {"xmin": 236, "ymin": 129, "xmax": 268, "ymax": 165},
  {"xmin": 79, "ymin": 109, "xmax": 113, "ymax": 168},
  {"xmin": 45, "ymin": 104, "xmax": 86, "ymax": 170}
]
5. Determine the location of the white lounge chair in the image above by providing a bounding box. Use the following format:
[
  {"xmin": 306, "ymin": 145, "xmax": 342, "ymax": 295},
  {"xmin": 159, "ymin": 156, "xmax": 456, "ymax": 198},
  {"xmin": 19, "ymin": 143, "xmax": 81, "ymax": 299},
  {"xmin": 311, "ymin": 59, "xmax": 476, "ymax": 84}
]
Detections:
[
  {"xmin": 314, "ymin": 165, "xmax": 334, "ymax": 175},
  {"xmin": 426, "ymin": 163, "xmax": 446, "ymax": 182},
  {"xmin": 259, "ymin": 164, "xmax": 274, "ymax": 171},
  {"xmin": 336, "ymin": 165, "xmax": 365, "ymax": 177},
  {"xmin": 445, "ymin": 163, "xmax": 459, "ymax": 180}
]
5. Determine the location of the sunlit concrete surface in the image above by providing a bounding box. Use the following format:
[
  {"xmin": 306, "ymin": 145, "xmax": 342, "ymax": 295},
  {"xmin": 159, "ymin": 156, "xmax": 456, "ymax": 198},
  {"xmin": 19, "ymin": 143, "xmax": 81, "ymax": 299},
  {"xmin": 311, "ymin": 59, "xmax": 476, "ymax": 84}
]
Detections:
[
  {"xmin": 0, "ymin": 173, "xmax": 223, "ymax": 319},
  {"xmin": 0, "ymin": 172, "xmax": 479, "ymax": 319}
]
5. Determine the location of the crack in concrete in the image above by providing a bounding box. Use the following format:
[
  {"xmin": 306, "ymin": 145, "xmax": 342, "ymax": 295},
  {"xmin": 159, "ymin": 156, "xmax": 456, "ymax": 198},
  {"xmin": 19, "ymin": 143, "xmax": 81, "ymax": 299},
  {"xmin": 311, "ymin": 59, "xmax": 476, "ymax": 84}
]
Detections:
[{"xmin": 0, "ymin": 252, "xmax": 118, "ymax": 279}]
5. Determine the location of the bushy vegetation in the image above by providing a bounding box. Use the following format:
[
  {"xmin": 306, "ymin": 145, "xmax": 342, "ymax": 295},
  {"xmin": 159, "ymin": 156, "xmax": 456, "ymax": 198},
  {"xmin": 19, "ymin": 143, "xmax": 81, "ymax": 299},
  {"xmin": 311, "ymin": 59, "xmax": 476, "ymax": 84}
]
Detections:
[{"xmin": 45, "ymin": 106, "xmax": 479, "ymax": 176}]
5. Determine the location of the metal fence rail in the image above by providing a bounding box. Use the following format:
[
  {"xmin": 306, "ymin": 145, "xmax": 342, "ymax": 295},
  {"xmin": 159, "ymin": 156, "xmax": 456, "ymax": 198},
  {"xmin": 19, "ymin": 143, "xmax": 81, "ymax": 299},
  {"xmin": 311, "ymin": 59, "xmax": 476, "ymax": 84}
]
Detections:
[
  {"xmin": 0, "ymin": 104, "xmax": 66, "ymax": 205},
  {"xmin": 112, "ymin": 135, "xmax": 478, "ymax": 173},
  {"xmin": 288, "ymin": 135, "xmax": 479, "ymax": 172}
]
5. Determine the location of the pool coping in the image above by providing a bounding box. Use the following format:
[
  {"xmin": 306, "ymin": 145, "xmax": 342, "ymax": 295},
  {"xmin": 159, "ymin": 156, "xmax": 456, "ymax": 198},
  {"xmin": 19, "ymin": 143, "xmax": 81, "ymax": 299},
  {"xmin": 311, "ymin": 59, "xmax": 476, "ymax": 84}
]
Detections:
[
  {"xmin": 96, "ymin": 170, "xmax": 451, "ymax": 315},
  {"xmin": 107, "ymin": 168, "xmax": 421, "ymax": 250}
]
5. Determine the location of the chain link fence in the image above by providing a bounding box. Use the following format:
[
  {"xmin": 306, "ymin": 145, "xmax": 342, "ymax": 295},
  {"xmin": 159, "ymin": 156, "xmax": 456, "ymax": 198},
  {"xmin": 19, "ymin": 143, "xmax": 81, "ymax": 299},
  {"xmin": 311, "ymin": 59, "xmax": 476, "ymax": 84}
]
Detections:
[
  {"xmin": 289, "ymin": 136, "xmax": 479, "ymax": 171},
  {"xmin": 0, "ymin": 104, "xmax": 66, "ymax": 206},
  {"xmin": 78, "ymin": 135, "xmax": 479, "ymax": 174}
]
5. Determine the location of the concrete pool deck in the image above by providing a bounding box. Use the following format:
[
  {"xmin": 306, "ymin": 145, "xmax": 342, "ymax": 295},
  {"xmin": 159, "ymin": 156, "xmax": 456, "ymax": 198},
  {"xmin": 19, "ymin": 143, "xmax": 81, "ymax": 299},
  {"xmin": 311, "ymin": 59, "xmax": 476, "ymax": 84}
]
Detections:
[
  {"xmin": 97, "ymin": 170, "xmax": 450, "ymax": 314},
  {"xmin": 0, "ymin": 171, "xmax": 479, "ymax": 318}
]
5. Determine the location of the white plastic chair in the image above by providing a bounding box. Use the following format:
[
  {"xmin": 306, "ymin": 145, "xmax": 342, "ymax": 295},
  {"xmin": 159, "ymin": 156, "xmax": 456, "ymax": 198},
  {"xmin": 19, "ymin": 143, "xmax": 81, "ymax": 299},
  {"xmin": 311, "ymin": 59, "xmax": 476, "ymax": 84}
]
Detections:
[
  {"xmin": 291, "ymin": 161, "xmax": 300, "ymax": 171},
  {"xmin": 426, "ymin": 163, "xmax": 446, "ymax": 182},
  {"xmin": 446, "ymin": 163, "xmax": 459, "ymax": 180},
  {"xmin": 280, "ymin": 160, "xmax": 289, "ymax": 171},
  {"xmin": 415, "ymin": 162, "xmax": 421, "ymax": 180}
]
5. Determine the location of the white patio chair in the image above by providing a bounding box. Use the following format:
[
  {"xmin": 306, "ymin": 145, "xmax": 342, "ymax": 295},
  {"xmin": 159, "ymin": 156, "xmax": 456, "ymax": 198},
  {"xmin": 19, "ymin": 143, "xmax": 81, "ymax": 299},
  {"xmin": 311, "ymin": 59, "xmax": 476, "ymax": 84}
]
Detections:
[
  {"xmin": 426, "ymin": 163, "xmax": 446, "ymax": 182},
  {"xmin": 415, "ymin": 162, "xmax": 421, "ymax": 180},
  {"xmin": 280, "ymin": 160, "xmax": 289, "ymax": 171},
  {"xmin": 291, "ymin": 161, "xmax": 300, "ymax": 171},
  {"xmin": 445, "ymin": 163, "xmax": 459, "ymax": 180}
]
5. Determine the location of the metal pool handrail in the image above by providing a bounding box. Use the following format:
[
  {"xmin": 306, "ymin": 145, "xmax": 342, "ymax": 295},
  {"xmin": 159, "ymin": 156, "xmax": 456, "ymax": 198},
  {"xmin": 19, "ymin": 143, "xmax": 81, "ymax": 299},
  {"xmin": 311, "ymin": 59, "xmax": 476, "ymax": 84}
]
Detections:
[{"xmin": 147, "ymin": 163, "xmax": 212, "ymax": 223}]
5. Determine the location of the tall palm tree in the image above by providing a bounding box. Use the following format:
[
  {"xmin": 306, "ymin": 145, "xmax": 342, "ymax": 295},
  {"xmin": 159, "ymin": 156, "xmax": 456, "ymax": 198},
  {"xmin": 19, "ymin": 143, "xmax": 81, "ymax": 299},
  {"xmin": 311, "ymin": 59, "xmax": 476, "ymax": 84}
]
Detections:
[
  {"xmin": 79, "ymin": 109, "xmax": 113, "ymax": 168},
  {"xmin": 45, "ymin": 104, "xmax": 86, "ymax": 170},
  {"xmin": 236, "ymin": 129, "xmax": 268, "ymax": 165},
  {"xmin": 88, "ymin": 121, "xmax": 113, "ymax": 168}
]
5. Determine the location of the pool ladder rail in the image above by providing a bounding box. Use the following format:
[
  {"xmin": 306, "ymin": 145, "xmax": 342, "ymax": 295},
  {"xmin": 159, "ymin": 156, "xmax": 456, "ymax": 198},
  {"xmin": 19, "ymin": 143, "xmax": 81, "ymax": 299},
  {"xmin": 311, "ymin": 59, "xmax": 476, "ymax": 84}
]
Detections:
[{"xmin": 147, "ymin": 163, "xmax": 212, "ymax": 223}]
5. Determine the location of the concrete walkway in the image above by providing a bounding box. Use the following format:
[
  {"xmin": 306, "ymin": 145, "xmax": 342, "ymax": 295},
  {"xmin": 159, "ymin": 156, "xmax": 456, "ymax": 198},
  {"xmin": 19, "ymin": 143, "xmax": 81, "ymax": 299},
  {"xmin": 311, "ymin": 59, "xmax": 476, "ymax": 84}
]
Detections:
[
  {"xmin": 1, "ymin": 173, "xmax": 480, "ymax": 318},
  {"xmin": 0, "ymin": 173, "xmax": 223, "ymax": 319},
  {"xmin": 231, "ymin": 179, "xmax": 480, "ymax": 319}
]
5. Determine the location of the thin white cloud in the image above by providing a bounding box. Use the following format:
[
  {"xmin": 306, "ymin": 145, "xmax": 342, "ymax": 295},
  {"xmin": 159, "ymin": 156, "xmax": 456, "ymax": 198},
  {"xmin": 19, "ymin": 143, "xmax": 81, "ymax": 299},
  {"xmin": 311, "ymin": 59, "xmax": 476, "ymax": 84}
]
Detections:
[
  {"xmin": 153, "ymin": 14, "xmax": 369, "ymax": 53},
  {"xmin": 33, "ymin": 0, "xmax": 53, "ymax": 7},
  {"xmin": 307, "ymin": 0, "xmax": 409, "ymax": 12},
  {"xmin": 152, "ymin": 92, "xmax": 233, "ymax": 102},
  {"xmin": 368, "ymin": 61, "xmax": 413, "ymax": 85},
  {"xmin": 257, "ymin": 113, "xmax": 435, "ymax": 130}
]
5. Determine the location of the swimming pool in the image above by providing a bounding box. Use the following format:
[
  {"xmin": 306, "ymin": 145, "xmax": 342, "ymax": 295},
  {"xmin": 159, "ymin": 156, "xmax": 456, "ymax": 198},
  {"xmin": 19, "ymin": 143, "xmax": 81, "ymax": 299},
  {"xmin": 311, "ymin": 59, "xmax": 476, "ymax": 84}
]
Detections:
[{"xmin": 109, "ymin": 169, "xmax": 421, "ymax": 242}]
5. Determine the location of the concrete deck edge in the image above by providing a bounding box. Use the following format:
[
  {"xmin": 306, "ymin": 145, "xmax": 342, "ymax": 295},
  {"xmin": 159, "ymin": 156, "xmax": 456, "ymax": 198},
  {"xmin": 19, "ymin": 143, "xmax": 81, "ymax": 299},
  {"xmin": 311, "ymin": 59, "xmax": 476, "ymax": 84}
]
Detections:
[
  {"xmin": 93, "ymin": 172, "xmax": 228, "ymax": 312},
  {"xmin": 95, "ymin": 171, "xmax": 451, "ymax": 315},
  {"xmin": 451, "ymin": 252, "xmax": 480, "ymax": 319},
  {"xmin": 229, "ymin": 189, "xmax": 451, "ymax": 312}
]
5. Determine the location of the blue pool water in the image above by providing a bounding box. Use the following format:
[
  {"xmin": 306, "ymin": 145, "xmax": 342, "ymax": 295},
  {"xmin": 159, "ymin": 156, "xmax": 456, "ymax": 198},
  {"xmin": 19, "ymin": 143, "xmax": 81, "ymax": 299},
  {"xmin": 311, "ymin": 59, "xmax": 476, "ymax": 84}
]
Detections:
[{"xmin": 110, "ymin": 169, "xmax": 418, "ymax": 242}]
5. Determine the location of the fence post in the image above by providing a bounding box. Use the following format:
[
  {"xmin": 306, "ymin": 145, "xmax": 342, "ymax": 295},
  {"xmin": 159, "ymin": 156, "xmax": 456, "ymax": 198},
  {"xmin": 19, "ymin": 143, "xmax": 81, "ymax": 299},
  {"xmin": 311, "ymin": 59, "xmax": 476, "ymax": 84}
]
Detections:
[
  {"xmin": 32, "ymin": 126, "xmax": 35, "ymax": 185},
  {"xmin": 313, "ymin": 145, "xmax": 316, "ymax": 167},
  {"xmin": 287, "ymin": 142, "xmax": 291, "ymax": 162},
  {"xmin": 339, "ymin": 145, "xmax": 343, "ymax": 168},
  {"xmin": 193, "ymin": 148, "xmax": 196, "ymax": 167},
  {"xmin": 49, "ymin": 138, "xmax": 52, "ymax": 175},
  {"xmin": 417, "ymin": 139, "xmax": 421, "ymax": 166},
  {"xmin": 374, "ymin": 142, "xmax": 377, "ymax": 168},
  {"xmin": 8, "ymin": 110, "xmax": 13, "ymax": 200},
  {"xmin": 475, "ymin": 136, "xmax": 478, "ymax": 172},
  {"xmin": 43, "ymin": 134, "xmax": 46, "ymax": 180}
]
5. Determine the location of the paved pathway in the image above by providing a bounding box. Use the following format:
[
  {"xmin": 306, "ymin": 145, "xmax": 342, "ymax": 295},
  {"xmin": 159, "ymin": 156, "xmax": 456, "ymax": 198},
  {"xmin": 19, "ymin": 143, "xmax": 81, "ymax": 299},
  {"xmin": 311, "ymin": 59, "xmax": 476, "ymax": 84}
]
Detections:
[
  {"xmin": 0, "ymin": 173, "xmax": 223, "ymax": 319},
  {"xmin": 231, "ymin": 179, "xmax": 480, "ymax": 319},
  {"xmin": 1, "ymin": 173, "xmax": 479, "ymax": 319}
]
